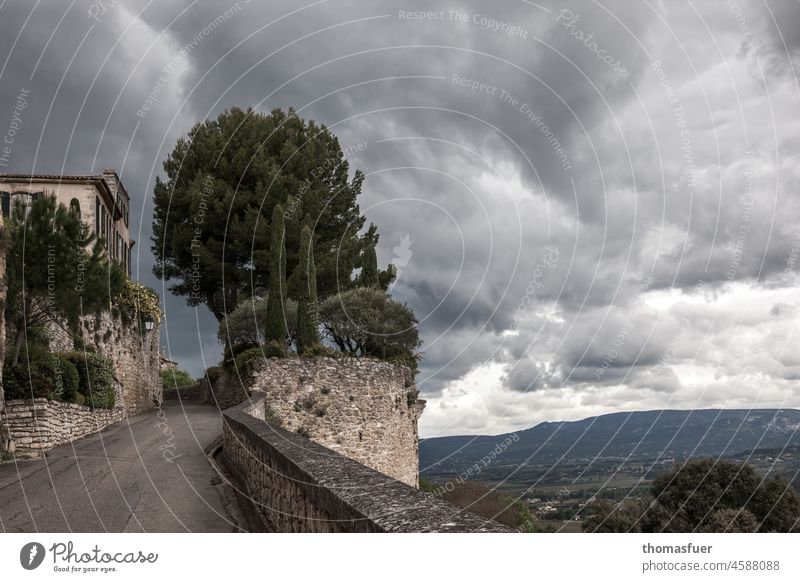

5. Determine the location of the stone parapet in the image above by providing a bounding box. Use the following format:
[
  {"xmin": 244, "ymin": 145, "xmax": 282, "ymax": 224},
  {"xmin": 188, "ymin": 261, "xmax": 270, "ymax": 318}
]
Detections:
[{"xmin": 222, "ymin": 392, "xmax": 511, "ymax": 533}]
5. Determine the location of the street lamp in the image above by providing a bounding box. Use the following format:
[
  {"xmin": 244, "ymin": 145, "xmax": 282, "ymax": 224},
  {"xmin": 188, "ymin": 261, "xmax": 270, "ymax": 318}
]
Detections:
[{"xmin": 143, "ymin": 315, "xmax": 155, "ymax": 331}]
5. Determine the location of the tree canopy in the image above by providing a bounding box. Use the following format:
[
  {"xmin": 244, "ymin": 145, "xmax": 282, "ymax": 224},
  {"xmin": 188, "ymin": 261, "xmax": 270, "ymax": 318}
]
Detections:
[
  {"xmin": 5, "ymin": 195, "xmax": 123, "ymax": 365},
  {"xmin": 581, "ymin": 459, "xmax": 800, "ymax": 533},
  {"xmin": 152, "ymin": 107, "xmax": 393, "ymax": 321},
  {"xmin": 319, "ymin": 287, "xmax": 420, "ymax": 366}
]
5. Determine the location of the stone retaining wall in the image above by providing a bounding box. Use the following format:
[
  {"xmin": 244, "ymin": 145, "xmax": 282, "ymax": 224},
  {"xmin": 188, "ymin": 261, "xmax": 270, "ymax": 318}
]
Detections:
[
  {"xmin": 213, "ymin": 357, "xmax": 424, "ymax": 486},
  {"xmin": 1, "ymin": 398, "xmax": 125, "ymax": 455},
  {"xmin": 47, "ymin": 311, "xmax": 162, "ymax": 416},
  {"xmin": 222, "ymin": 392, "xmax": 511, "ymax": 533}
]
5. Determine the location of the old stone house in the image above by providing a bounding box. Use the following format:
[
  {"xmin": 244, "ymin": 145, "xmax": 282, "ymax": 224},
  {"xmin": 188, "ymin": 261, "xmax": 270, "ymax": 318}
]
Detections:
[{"xmin": 0, "ymin": 170, "xmax": 133, "ymax": 273}]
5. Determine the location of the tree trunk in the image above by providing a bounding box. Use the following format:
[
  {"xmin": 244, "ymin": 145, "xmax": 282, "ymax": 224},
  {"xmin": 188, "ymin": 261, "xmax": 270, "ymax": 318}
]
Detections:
[{"xmin": 11, "ymin": 324, "xmax": 25, "ymax": 367}]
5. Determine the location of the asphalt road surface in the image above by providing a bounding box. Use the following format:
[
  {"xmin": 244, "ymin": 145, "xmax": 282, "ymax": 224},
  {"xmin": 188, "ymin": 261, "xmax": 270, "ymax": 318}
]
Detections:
[{"xmin": 0, "ymin": 402, "xmax": 249, "ymax": 532}]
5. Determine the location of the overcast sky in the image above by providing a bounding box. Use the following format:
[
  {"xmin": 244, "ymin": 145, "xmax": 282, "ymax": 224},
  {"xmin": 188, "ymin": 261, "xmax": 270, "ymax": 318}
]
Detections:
[{"xmin": 1, "ymin": 0, "xmax": 799, "ymax": 437}]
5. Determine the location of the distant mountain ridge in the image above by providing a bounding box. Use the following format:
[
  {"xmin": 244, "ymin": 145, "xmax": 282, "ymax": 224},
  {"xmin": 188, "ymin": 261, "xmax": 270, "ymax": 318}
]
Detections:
[{"xmin": 420, "ymin": 409, "xmax": 800, "ymax": 474}]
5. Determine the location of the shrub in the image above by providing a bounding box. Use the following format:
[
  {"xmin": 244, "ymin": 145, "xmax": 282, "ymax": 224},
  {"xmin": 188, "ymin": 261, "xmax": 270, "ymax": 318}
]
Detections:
[
  {"xmin": 3, "ymin": 344, "xmax": 58, "ymax": 400},
  {"xmin": 54, "ymin": 355, "xmax": 80, "ymax": 402},
  {"xmin": 62, "ymin": 351, "xmax": 116, "ymax": 409},
  {"xmin": 115, "ymin": 278, "xmax": 161, "ymax": 324},
  {"xmin": 319, "ymin": 287, "xmax": 421, "ymax": 367},
  {"xmin": 218, "ymin": 297, "xmax": 297, "ymax": 348},
  {"xmin": 3, "ymin": 366, "xmax": 54, "ymax": 400},
  {"xmin": 263, "ymin": 339, "xmax": 288, "ymax": 358},
  {"xmin": 233, "ymin": 347, "xmax": 266, "ymax": 375},
  {"xmin": 222, "ymin": 340, "xmax": 259, "ymax": 363}
]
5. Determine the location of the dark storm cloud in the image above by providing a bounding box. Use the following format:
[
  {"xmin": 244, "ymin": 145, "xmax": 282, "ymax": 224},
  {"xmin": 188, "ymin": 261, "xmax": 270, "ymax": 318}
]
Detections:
[{"xmin": 2, "ymin": 1, "xmax": 800, "ymax": 434}]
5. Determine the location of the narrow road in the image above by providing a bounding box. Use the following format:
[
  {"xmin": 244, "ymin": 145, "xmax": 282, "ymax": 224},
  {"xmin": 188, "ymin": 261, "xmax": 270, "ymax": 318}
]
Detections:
[{"xmin": 0, "ymin": 402, "xmax": 248, "ymax": 532}]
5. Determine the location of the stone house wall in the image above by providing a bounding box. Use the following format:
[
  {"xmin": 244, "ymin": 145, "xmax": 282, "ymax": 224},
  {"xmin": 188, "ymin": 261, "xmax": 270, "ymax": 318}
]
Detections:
[
  {"xmin": 1, "ymin": 398, "xmax": 126, "ymax": 455},
  {"xmin": 222, "ymin": 392, "xmax": 510, "ymax": 533},
  {"xmin": 212, "ymin": 357, "xmax": 424, "ymax": 487}
]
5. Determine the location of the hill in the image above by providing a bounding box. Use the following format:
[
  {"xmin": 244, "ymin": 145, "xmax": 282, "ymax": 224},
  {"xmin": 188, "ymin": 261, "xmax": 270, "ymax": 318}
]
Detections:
[{"xmin": 420, "ymin": 409, "xmax": 800, "ymax": 475}]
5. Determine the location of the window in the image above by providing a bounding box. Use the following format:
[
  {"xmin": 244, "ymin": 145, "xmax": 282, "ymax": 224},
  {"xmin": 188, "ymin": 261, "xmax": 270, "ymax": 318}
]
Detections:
[
  {"xmin": 69, "ymin": 198, "xmax": 81, "ymax": 220},
  {"xmin": 13, "ymin": 192, "xmax": 34, "ymax": 218},
  {"xmin": 0, "ymin": 192, "xmax": 9, "ymax": 218},
  {"xmin": 95, "ymin": 196, "xmax": 100, "ymax": 234}
]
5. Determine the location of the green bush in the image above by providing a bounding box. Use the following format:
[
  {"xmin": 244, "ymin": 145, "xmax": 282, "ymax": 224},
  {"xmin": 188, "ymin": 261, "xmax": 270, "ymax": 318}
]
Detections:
[
  {"xmin": 263, "ymin": 339, "xmax": 288, "ymax": 358},
  {"xmin": 222, "ymin": 340, "xmax": 259, "ymax": 363},
  {"xmin": 233, "ymin": 347, "xmax": 265, "ymax": 375},
  {"xmin": 160, "ymin": 368, "xmax": 195, "ymax": 390},
  {"xmin": 61, "ymin": 351, "xmax": 116, "ymax": 409},
  {"xmin": 3, "ymin": 344, "xmax": 58, "ymax": 400},
  {"xmin": 54, "ymin": 355, "xmax": 80, "ymax": 402}
]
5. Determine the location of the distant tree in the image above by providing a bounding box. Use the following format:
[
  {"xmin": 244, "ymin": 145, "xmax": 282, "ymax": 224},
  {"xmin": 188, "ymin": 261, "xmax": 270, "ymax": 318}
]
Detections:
[
  {"xmin": 265, "ymin": 203, "xmax": 288, "ymax": 342},
  {"xmin": 641, "ymin": 459, "xmax": 800, "ymax": 533},
  {"xmin": 160, "ymin": 368, "xmax": 196, "ymax": 390},
  {"xmin": 701, "ymin": 508, "xmax": 759, "ymax": 533},
  {"xmin": 5, "ymin": 196, "xmax": 123, "ymax": 366},
  {"xmin": 581, "ymin": 499, "xmax": 644, "ymax": 533},
  {"xmin": 152, "ymin": 107, "xmax": 387, "ymax": 321},
  {"xmin": 319, "ymin": 287, "xmax": 420, "ymax": 365},
  {"xmin": 295, "ymin": 225, "xmax": 319, "ymax": 352},
  {"xmin": 218, "ymin": 296, "xmax": 297, "ymax": 348}
]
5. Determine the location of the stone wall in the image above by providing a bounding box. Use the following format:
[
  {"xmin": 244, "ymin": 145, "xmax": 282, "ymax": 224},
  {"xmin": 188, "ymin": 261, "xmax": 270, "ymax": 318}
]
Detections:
[
  {"xmin": 213, "ymin": 357, "xmax": 424, "ymax": 486},
  {"xmin": 222, "ymin": 393, "xmax": 510, "ymax": 533},
  {"xmin": 1, "ymin": 398, "xmax": 125, "ymax": 455},
  {"xmin": 47, "ymin": 310, "xmax": 162, "ymax": 415}
]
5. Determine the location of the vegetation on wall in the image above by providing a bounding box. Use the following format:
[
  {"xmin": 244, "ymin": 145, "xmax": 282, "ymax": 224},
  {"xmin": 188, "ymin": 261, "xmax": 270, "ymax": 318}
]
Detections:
[
  {"xmin": 4, "ymin": 346, "xmax": 116, "ymax": 410},
  {"xmin": 319, "ymin": 287, "xmax": 421, "ymax": 369},
  {"xmin": 217, "ymin": 296, "xmax": 297, "ymax": 348},
  {"xmin": 116, "ymin": 277, "xmax": 161, "ymax": 325}
]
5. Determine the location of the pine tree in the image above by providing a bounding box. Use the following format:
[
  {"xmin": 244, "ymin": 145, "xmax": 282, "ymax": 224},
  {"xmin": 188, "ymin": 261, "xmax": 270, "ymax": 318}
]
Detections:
[
  {"xmin": 295, "ymin": 225, "xmax": 320, "ymax": 352},
  {"xmin": 265, "ymin": 204, "xmax": 287, "ymax": 342},
  {"xmin": 5, "ymin": 195, "xmax": 123, "ymax": 365},
  {"xmin": 361, "ymin": 243, "xmax": 379, "ymax": 288}
]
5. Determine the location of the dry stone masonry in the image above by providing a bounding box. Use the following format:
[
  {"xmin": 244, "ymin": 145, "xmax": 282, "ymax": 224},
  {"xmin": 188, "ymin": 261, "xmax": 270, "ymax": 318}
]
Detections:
[
  {"xmin": 48, "ymin": 311, "xmax": 162, "ymax": 416},
  {"xmin": 1, "ymin": 398, "xmax": 126, "ymax": 454},
  {"xmin": 222, "ymin": 392, "xmax": 510, "ymax": 532},
  {"xmin": 2, "ymin": 312, "xmax": 161, "ymax": 456},
  {"xmin": 213, "ymin": 357, "xmax": 424, "ymax": 486}
]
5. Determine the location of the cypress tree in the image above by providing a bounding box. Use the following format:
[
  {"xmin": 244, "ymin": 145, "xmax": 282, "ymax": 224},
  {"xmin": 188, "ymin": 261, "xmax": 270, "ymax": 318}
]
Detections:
[
  {"xmin": 361, "ymin": 243, "xmax": 379, "ymax": 288},
  {"xmin": 265, "ymin": 204, "xmax": 287, "ymax": 342},
  {"xmin": 296, "ymin": 225, "xmax": 320, "ymax": 352}
]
